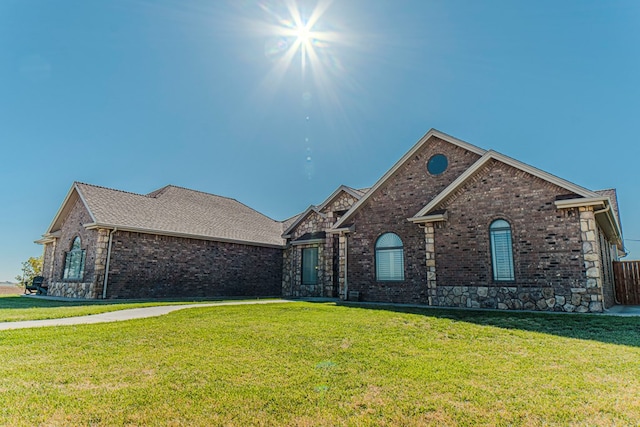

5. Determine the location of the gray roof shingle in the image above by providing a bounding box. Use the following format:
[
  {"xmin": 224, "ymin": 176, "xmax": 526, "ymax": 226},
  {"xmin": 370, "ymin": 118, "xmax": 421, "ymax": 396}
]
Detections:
[{"xmin": 76, "ymin": 183, "xmax": 285, "ymax": 247}]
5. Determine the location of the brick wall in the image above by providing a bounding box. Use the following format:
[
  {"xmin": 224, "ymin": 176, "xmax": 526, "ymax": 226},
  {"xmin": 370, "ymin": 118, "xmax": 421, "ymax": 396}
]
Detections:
[
  {"xmin": 105, "ymin": 231, "xmax": 283, "ymax": 299},
  {"xmin": 433, "ymin": 159, "xmax": 588, "ymax": 311},
  {"xmin": 347, "ymin": 137, "xmax": 482, "ymax": 303}
]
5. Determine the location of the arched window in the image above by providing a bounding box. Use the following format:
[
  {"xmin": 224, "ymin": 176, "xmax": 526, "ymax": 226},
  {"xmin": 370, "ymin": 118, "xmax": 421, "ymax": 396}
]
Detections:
[
  {"xmin": 490, "ymin": 219, "xmax": 514, "ymax": 282},
  {"xmin": 63, "ymin": 236, "xmax": 86, "ymax": 281},
  {"xmin": 376, "ymin": 233, "xmax": 404, "ymax": 281}
]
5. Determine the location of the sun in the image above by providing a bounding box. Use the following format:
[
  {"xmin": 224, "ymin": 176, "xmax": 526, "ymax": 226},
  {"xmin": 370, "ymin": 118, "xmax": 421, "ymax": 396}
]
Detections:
[
  {"xmin": 295, "ymin": 24, "xmax": 311, "ymax": 45},
  {"xmin": 258, "ymin": 0, "xmax": 338, "ymax": 79}
]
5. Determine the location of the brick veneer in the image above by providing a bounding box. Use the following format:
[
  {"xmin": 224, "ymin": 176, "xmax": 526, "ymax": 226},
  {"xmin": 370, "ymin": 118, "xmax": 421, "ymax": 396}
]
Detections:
[
  {"xmin": 432, "ymin": 159, "xmax": 593, "ymax": 311},
  {"xmin": 44, "ymin": 200, "xmax": 283, "ymax": 299},
  {"xmin": 346, "ymin": 137, "xmax": 482, "ymax": 303},
  {"xmin": 105, "ymin": 231, "xmax": 282, "ymax": 299}
]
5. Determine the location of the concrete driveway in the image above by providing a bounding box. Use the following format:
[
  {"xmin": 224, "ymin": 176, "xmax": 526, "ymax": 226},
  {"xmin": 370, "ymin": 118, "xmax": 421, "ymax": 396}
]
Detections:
[{"xmin": 0, "ymin": 299, "xmax": 292, "ymax": 331}]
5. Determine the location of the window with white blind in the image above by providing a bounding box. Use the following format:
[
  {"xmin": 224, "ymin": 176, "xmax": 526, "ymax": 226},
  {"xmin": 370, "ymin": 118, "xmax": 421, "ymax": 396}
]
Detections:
[
  {"xmin": 490, "ymin": 219, "xmax": 515, "ymax": 282},
  {"xmin": 375, "ymin": 233, "xmax": 404, "ymax": 281}
]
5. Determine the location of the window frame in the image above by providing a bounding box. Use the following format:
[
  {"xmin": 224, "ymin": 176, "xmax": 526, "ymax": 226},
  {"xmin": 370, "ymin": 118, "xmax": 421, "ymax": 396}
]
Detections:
[
  {"xmin": 426, "ymin": 153, "xmax": 449, "ymax": 175},
  {"xmin": 375, "ymin": 232, "xmax": 405, "ymax": 282},
  {"xmin": 63, "ymin": 236, "xmax": 86, "ymax": 281},
  {"xmin": 489, "ymin": 219, "xmax": 515, "ymax": 282}
]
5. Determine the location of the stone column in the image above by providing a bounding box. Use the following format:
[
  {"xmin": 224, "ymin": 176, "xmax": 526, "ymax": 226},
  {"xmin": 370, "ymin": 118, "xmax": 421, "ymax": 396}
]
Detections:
[
  {"xmin": 93, "ymin": 228, "xmax": 111, "ymax": 299},
  {"xmin": 577, "ymin": 207, "xmax": 604, "ymax": 312},
  {"xmin": 424, "ymin": 224, "xmax": 437, "ymax": 305},
  {"xmin": 338, "ymin": 234, "xmax": 347, "ymax": 300}
]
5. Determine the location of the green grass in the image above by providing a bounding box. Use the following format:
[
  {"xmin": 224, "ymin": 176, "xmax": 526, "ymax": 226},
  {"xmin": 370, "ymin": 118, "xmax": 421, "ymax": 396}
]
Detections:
[
  {"xmin": 0, "ymin": 295, "xmax": 255, "ymax": 322},
  {"xmin": 0, "ymin": 302, "xmax": 639, "ymax": 426}
]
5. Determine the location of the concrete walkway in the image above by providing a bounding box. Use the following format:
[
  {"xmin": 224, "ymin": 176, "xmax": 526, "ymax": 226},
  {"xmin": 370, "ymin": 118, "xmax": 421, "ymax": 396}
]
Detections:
[{"xmin": 0, "ymin": 299, "xmax": 293, "ymax": 331}]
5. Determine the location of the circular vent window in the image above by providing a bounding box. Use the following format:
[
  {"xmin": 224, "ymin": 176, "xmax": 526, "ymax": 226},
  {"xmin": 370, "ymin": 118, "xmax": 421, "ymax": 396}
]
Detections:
[{"xmin": 427, "ymin": 154, "xmax": 448, "ymax": 175}]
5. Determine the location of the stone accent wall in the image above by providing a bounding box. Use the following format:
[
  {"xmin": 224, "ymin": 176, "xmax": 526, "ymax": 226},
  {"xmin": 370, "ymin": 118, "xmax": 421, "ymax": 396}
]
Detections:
[
  {"xmin": 42, "ymin": 241, "xmax": 55, "ymax": 284},
  {"xmin": 284, "ymin": 243, "xmax": 327, "ymax": 297},
  {"xmin": 347, "ymin": 137, "xmax": 482, "ymax": 303},
  {"xmin": 45, "ymin": 199, "xmax": 101, "ymax": 298},
  {"xmin": 283, "ymin": 190, "xmax": 359, "ymax": 298},
  {"xmin": 106, "ymin": 231, "xmax": 282, "ymax": 299},
  {"xmin": 47, "ymin": 281, "xmax": 95, "ymax": 299}
]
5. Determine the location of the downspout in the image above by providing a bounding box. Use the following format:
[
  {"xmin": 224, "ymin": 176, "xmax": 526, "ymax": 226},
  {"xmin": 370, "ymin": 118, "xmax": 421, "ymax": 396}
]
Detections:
[{"xmin": 102, "ymin": 228, "xmax": 117, "ymax": 299}]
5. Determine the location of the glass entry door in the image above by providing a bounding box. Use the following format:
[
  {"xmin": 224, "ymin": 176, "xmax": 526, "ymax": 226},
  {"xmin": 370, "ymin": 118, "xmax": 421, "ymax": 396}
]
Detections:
[{"xmin": 302, "ymin": 247, "xmax": 319, "ymax": 285}]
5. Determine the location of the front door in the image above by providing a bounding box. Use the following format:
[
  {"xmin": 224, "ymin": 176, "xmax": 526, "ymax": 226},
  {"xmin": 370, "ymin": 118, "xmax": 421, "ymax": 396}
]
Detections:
[{"xmin": 301, "ymin": 247, "xmax": 319, "ymax": 295}]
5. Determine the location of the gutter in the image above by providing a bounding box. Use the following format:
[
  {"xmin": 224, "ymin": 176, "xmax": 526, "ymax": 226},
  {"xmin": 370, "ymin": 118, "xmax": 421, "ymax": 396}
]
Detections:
[{"xmin": 102, "ymin": 228, "xmax": 117, "ymax": 299}]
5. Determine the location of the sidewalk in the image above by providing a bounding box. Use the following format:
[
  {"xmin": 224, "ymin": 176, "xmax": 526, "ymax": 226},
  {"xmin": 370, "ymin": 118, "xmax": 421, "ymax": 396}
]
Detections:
[{"xmin": 0, "ymin": 299, "xmax": 293, "ymax": 331}]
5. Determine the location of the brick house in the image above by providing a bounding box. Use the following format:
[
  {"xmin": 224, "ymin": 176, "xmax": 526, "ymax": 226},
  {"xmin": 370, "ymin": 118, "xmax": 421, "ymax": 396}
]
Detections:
[
  {"xmin": 36, "ymin": 183, "xmax": 284, "ymax": 299},
  {"xmin": 37, "ymin": 129, "xmax": 624, "ymax": 312}
]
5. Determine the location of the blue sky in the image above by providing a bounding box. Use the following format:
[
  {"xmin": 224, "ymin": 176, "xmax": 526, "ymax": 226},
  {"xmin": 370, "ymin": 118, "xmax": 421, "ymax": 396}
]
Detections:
[{"xmin": 1, "ymin": 0, "xmax": 639, "ymax": 282}]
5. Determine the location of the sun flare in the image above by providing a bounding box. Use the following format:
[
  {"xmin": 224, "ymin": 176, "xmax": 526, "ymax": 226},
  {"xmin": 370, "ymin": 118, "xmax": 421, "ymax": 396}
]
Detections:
[{"xmin": 257, "ymin": 0, "xmax": 340, "ymax": 80}]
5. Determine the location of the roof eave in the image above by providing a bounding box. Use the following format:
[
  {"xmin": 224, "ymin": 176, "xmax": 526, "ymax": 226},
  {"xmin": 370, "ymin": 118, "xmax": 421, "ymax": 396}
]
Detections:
[
  {"xmin": 408, "ymin": 212, "xmax": 448, "ymax": 224},
  {"xmin": 290, "ymin": 238, "xmax": 325, "ymax": 246},
  {"xmin": 555, "ymin": 197, "xmax": 624, "ymax": 249},
  {"xmin": 84, "ymin": 223, "xmax": 286, "ymax": 249}
]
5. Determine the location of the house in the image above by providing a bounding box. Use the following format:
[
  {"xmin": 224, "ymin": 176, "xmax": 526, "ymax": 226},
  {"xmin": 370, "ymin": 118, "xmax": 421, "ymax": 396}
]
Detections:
[{"xmin": 37, "ymin": 129, "xmax": 624, "ymax": 312}]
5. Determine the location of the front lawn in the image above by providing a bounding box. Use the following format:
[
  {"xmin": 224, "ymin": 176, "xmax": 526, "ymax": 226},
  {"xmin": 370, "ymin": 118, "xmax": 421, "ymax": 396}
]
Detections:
[{"xmin": 0, "ymin": 302, "xmax": 639, "ymax": 426}]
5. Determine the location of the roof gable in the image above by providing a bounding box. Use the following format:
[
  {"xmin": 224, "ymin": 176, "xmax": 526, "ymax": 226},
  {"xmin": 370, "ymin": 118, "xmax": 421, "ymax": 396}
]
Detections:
[
  {"xmin": 282, "ymin": 206, "xmax": 325, "ymax": 237},
  {"xmin": 44, "ymin": 183, "xmax": 95, "ymax": 236},
  {"xmin": 410, "ymin": 150, "xmax": 600, "ymax": 221},
  {"xmin": 282, "ymin": 185, "xmax": 363, "ymax": 236},
  {"xmin": 333, "ymin": 129, "xmax": 486, "ymax": 229}
]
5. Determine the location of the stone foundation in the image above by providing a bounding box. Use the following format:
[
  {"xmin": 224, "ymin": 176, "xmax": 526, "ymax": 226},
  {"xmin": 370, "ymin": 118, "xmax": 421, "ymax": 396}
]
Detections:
[
  {"xmin": 47, "ymin": 282, "xmax": 96, "ymax": 299},
  {"xmin": 435, "ymin": 284, "xmax": 603, "ymax": 313}
]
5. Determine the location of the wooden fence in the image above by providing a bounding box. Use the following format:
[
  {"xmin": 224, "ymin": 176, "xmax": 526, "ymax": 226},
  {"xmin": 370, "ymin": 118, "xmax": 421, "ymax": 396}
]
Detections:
[{"xmin": 613, "ymin": 261, "xmax": 640, "ymax": 305}]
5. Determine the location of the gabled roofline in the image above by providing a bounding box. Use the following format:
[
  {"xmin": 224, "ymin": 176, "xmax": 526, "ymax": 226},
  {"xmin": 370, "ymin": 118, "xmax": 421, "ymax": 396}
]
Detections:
[
  {"xmin": 317, "ymin": 185, "xmax": 363, "ymax": 213},
  {"xmin": 282, "ymin": 185, "xmax": 363, "ymax": 237},
  {"xmin": 333, "ymin": 129, "xmax": 486, "ymax": 229},
  {"xmin": 281, "ymin": 205, "xmax": 324, "ymax": 237},
  {"xmin": 44, "ymin": 182, "xmax": 97, "ymax": 234},
  {"xmin": 410, "ymin": 150, "xmax": 600, "ymax": 220}
]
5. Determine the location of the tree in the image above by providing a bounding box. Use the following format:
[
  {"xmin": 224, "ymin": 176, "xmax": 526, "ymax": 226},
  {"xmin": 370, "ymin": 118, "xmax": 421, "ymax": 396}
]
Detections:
[{"xmin": 16, "ymin": 255, "xmax": 43, "ymax": 285}]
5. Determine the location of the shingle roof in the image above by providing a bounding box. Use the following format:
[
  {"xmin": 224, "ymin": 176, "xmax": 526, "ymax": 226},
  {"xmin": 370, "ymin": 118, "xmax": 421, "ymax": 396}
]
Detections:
[{"xmin": 75, "ymin": 183, "xmax": 285, "ymax": 247}]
